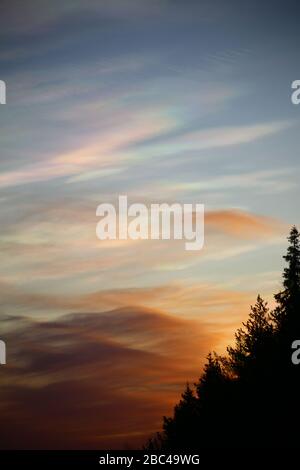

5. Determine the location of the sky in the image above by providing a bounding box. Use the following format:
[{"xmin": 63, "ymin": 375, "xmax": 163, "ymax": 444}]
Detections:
[{"xmin": 0, "ymin": 0, "xmax": 300, "ymax": 449}]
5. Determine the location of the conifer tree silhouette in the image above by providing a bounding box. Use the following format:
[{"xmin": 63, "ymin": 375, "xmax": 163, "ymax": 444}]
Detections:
[
  {"xmin": 146, "ymin": 227, "xmax": 300, "ymax": 450},
  {"xmin": 227, "ymin": 295, "xmax": 273, "ymax": 376},
  {"xmin": 272, "ymin": 226, "xmax": 300, "ymax": 333}
]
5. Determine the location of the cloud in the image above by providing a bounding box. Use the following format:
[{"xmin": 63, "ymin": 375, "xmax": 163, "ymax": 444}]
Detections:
[
  {"xmin": 0, "ymin": 0, "xmax": 213, "ymax": 36},
  {"xmin": 174, "ymin": 121, "xmax": 291, "ymax": 150},
  {"xmin": 169, "ymin": 168, "xmax": 295, "ymax": 194},
  {"xmin": 0, "ymin": 307, "xmax": 222, "ymax": 449},
  {"xmin": 0, "ymin": 118, "xmax": 290, "ymax": 189},
  {"xmin": 0, "ymin": 109, "xmax": 175, "ymax": 189},
  {"xmin": 0, "ymin": 274, "xmax": 266, "ymax": 347},
  {"xmin": 134, "ymin": 121, "xmax": 292, "ymax": 160},
  {"xmin": 0, "ymin": 200, "xmax": 286, "ymax": 294},
  {"xmin": 205, "ymin": 209, "xmax": 285, "ymax": 239}
]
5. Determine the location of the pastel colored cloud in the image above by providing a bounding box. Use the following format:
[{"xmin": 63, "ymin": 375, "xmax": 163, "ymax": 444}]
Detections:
[{"xmin": 0, "ymin": 110, "xmax": 174, "ymax": 188}]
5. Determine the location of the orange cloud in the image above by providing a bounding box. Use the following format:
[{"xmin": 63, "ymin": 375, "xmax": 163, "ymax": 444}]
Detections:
[
  {"xmin": 0, "ymin": 307, "xmax": 222, "ymax": 449},
  {"xmin": 205, "ymin": 209, "xmax": 285, "ymax": 239}
]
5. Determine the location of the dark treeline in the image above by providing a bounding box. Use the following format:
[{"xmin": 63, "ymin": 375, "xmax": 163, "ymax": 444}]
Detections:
[{"xmin": 147, "ymin": 226, "xmax": 300, "ymax": 449}]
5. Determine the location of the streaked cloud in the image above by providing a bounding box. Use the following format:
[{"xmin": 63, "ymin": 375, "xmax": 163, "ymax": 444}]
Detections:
[
  {"xmin": 0, "ymin": 307, "xmax": 222, "ymax": 449},
  {"xmin": 0, "ymin": 111, "xmax": 175, "ymax": 188},
  {"xmin": 0, "ymin": 203, "xmax": 285, "ymax": 294},
  {"xmin": 169, "ymin": 168, "xmax": 295, "ymax": 194}
]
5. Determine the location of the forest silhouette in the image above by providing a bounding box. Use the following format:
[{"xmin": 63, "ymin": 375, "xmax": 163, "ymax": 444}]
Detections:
[{"xmin": 146, "ymin": 226, "xmax": 300, "ymax": 449}]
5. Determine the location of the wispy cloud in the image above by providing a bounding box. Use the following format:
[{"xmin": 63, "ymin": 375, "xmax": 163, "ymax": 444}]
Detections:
[
  {"xmin": 134, "ymin": 121, "xmax": 292, "ymax": 159},
  {"xmin": 0, "ymin": 111, "xmax": 175, "ymax": 188},
  {"xmin": 0, "ymin": 120, "xmax": 291, "ymax": 190},
  {"xmin": 169, "ymin": 168, "xmax": 295, "ymax": 194}
]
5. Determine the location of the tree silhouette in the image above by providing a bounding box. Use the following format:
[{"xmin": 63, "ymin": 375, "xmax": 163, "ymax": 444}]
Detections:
[
  {"xmin": 162, "ymin": 383, "xmax": 199, "ymax": 451},
  {"xmin": 272, "ymin": 226, "xmax": 300, "ymax": 333},
  {"xmin": 146, "ymin": 227, "xmax": 300, "ymax": 449},
  {"xmin": 227, "ymin": 295, "xmax": 273, "ymax": 376}
]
